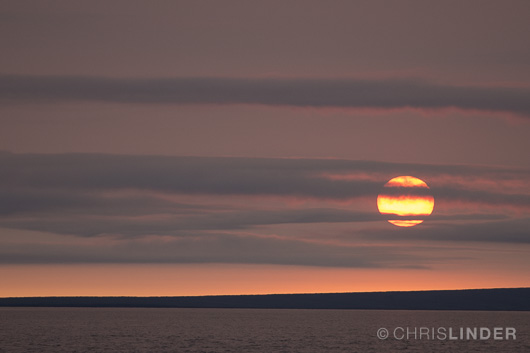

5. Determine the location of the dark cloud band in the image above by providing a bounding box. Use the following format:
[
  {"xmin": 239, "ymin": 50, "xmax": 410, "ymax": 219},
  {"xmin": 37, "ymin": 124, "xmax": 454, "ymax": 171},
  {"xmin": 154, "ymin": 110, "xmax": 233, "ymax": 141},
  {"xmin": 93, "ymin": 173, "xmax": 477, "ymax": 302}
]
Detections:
[
  {"xmin": 1, "ymin": 75, "xmax": 529, "ymax": 116},
  {"xmin": 0, "ymin": 152, "xmax": 528, "ymax": 265},
  {"xmin": 1, "ymin": 152, "xmax": 528, "ymax": 206}
]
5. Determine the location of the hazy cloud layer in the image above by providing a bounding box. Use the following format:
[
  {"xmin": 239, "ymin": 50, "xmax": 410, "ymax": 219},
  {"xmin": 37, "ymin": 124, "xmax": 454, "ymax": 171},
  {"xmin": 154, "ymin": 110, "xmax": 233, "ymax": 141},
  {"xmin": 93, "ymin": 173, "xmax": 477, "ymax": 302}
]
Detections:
[
  {"xmin": 0, "ymin": 152, "xmax": 528, "ymax": 266},
  {"xmin": 0, "ymin": 229, "xmax": 432, "ymax": 268},
  {"xmin": 5, "ymin": 205, "xmax": 507, "ymax": 237},
  {"xmin": 363, "ymin": 218, "xmax": 530, "ymax": 244},
  {"xmin": 1, "ymin": 1, "xmax": 529, "ymax": 278},
  {"xmin": 1, "ymin": 75, "xmax": 529, "ymax": 116},
  {"xmin": 0, "ymin": 208, "xmax": 379, "ymax": 237},
  {"xmin": 1, "ymin": 152, "xmax": 528, "ymax": 205}
]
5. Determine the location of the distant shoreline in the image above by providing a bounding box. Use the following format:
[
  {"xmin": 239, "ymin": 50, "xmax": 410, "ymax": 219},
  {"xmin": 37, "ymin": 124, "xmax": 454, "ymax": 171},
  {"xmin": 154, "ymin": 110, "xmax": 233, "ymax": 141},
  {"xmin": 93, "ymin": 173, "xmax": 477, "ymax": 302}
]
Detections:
[{"xmin": 1, "ymin": 288, "xmax": 529, "ymax": 311}]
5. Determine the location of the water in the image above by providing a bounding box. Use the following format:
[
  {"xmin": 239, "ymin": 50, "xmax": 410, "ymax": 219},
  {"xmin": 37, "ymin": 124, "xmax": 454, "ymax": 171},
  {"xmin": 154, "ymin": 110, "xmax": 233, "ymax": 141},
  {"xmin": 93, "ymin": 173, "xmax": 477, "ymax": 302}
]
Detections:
[{"xmin": 0, "ymin": 308, "xmax": 528, "ymax": 352}]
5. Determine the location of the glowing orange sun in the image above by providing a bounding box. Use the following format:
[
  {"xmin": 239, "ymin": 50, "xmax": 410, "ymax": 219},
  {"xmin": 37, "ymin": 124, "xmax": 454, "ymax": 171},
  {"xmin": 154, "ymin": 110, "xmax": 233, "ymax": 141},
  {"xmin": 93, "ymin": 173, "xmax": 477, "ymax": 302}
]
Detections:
[{"xmin": 377, "ymin": 176, "xmax": 434, "ymax": 227}]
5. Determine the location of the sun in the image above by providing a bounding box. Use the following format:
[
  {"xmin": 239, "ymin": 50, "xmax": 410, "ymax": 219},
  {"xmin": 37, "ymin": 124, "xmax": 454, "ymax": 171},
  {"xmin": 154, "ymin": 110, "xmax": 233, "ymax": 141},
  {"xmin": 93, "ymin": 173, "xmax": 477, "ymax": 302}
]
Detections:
[{"xmin": 377, "ymin": 176, "xmax": 434, "ymax": 227}]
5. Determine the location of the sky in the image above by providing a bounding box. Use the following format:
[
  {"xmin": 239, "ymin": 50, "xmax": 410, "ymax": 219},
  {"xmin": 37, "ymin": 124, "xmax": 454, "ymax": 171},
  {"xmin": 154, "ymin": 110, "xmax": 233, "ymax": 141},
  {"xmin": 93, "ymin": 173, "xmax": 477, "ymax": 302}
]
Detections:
[{"xmin": 0, "ymin": 0, "xmax": 529, "ymax": 296}]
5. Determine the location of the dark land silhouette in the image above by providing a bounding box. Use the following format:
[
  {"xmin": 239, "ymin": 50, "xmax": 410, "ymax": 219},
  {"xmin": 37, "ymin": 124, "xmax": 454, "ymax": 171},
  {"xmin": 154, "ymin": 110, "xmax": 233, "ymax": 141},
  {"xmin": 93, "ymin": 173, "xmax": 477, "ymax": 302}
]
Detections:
[{"xmin": 1, "ymin": 288, "xmax": 529, "ymax": 310}]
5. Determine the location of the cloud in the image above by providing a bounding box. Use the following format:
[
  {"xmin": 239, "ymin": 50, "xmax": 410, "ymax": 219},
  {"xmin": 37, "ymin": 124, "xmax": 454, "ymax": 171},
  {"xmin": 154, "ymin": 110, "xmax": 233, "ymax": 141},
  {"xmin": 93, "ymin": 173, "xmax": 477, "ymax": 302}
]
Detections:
[
  {"xmin": 0, "ymin": 228, "xmax": 431, "ymax": 268},
  {"xmin": 362, "ymin": 218, "xmax": 530, "ymax": 244},
  {"xmin": 1, "ymin": 75, "xmax": 530, "ymax": 116},
  {"xmin": 0, "ymin": 203, "xmax": 511, "ymax": 239},
  {"xmin": 0, "ymin": 207, "xmax": 384, "ymax": 237},
  {"xmin": 0, "ymin": 151, "xmax": 528, "ymax": 269},
  {"xmin": 0, "ymin": 188, "xmax": 208, "ymax": 217},
  {"xmin": 1, "ymin": 152, "xmax": 528, "ymax": 207}
]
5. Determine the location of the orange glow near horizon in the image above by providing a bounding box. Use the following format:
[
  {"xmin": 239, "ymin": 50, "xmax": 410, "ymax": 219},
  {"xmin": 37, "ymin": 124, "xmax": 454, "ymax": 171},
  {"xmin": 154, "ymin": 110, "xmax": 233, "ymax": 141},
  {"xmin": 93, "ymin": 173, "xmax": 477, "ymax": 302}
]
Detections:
[
  {"xmin": 377, "ymin": 176, "xmax": 434, "ymax": 227},
  {"xmin": 0, "ymin": 263, "xmax": 528, "ymax": 297}
]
